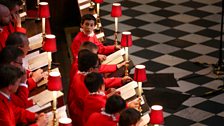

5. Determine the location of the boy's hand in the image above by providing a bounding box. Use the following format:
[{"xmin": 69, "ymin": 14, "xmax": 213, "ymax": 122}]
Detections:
[
  {"xmin": 98, "ymin": 54, "xmax": 106, "ymax": 62},
  {"xmin": 115, "ymin": 45, "xmax": 121, "ymax": 51},
  {"xmin": 117, "ymin": 61, "xmax": 128, "ymax": 69},
  {"xmin": 36, "ymin": 113, "xmax": 48, "ymax": 126},
  {"xmin": 12, "ymin": 13, "xmax": 22, "ymax": 27},
  {"xmin": 121, "ymin": 76, "xmax": 133, "ymax": 84},
  {"xmin": 32, "ymin": 69, "xmax": 44, "ymax": 82}
]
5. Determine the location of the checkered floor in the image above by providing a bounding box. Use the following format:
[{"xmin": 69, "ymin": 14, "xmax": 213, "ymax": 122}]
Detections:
[{"xmin": 100, "ymin": 0, "xmax": 224, "ymax": 126}]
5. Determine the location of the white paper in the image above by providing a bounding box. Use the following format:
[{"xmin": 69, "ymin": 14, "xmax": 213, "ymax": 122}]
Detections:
[
  {"xmin": 80, "ymin": 3, "xmax": 91, "ymax": 10},
  {"xmin": 116, "ymin": 81, "xmax": 138, "ymax": 100},
  {"xmin": 96, "ymin": 32, "xmax": 105, "ymax": 39},
  {"xmin": 26, "ymin": 102, "xmax": 51, "ymax": 113},
  {"xmin": 30, "ymin": 90, "xmax": 63, "ymax": 107},
  {"xmin": 102, "ymin": 48, "xmax": 125, "ymax": 64},
  {"xmin": 78, "ymin": 0, "xmax": 89, "ymax": 4},
  {"xmin": 28, "ymin": 52, "xmax": 49, "ymax": 71},
  {"xmin": 139, "ymin": 113, "xmax": 150, "ymax": 126},
  {"xmin": 37, "ymin": 68, "xmax": 60, "ymax": 87},
  {"xmin": 28, "ymin": 33, "xmax": 43, "ymax": 51}
]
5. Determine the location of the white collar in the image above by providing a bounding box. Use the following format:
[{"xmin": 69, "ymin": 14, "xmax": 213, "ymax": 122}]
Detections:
[
  {"xmin": 89, "ymin": 91, "xmax": 105, "ymax": 96},
  {"xmin": 80, "ymin": 28, "xmax": 95, "ymax": 37},
  {"xmin": 77, "ymin": 70, "xmax": 90, "ymax": 75},
  {"xmin": 0, "ymin": 91, "xmax": 10, "ymax": 100},
  {"xmin": 101, "ymin": 108, "xmax": 117, "ymax": 121}
]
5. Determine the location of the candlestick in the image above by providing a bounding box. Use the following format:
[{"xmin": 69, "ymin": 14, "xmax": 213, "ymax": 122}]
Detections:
[
  {"xmin": 42, "ymin": 18, "xmax": 46, "ymax": 37},
  {"xmin": 48, "ymin": 52, "xmax": 52, "ymax": 72},
  {"xmin": 52, "ymin": 91, "xmax": 58, "ymax": 126}
]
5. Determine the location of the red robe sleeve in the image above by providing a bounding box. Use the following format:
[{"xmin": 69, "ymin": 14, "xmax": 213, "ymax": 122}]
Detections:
[
  {"xmin": 104, "ymin": 77, "xmax": 122, "ymax": 88},
  {"xmin": 99, "ymin": 64, "xmax": 117, "ymax": 73},
  {"xmin": 85, "ymin": 113, "xmax": 117, "ymax": 126},
  {"xmin": 11, "ymin": 86, "xmax": 33, "ymax": 108},
  {"xmin": 27, "ymin": 78, "xmax": 37, "ymax": 91},
  {"xmin": 92, "ymin": 35, "xmax": 115, "ymax": 55}
]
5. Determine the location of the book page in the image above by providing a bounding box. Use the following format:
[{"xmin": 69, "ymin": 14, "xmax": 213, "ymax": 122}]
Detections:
[
  {"xmin": 139, "ymin": 113, "xmax": 150, "ymax": 126},
  {"xmin": 28, "ymin": 33, "xmax": 43, "ymax": 51},
  {"xmin": 107, "ymin": 56, "xmax": 123, "ymax": 65},
  {"xmin": 30, "ymin": 90, "xmax": 63, "ymax": 107},
  {"xmin": 28, "ymin": 52, "xmax": 48, "ymax": 71},
  {"xmin": 102, "ymin": 48, "xmax": 125, "ymax": 64},
  {"xmin": 116, "ymin": 81, "xmax": 138, "ymax": 100},
  {"xmin": 26, "ymin": 102, "xmax": 51, "ymax": 113}
]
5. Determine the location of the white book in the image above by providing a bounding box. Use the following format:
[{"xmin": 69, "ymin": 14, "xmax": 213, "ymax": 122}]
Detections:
[
  {"xmin": 139, "ymin": 113, "xmax": 150, "ymax": 126},
  {"xmin": 80, "ymin": 3, "xmax": 91, "ymax": 10},
  {"xmin": 78, "ymin": 0, "xmax": 89, "ymax": 4},
  {"xmin": 116, "ymin": 81, "xmax": 138, "ymax": 100},
  {"xmin": 28, "ymin": 33, "xmax": 43, "ymax": 51},
  {"xmin": 96, "ymin": 32, "xmax": 105, "ymax": 39},
  {"xmin": 26, "ymin": 102, "xmax": 51, "ymax": 113},
  {"xmin": 28, "ymin": 52, "xmax": 49, "ymax": 71},
  {"xmin": 102, "ymin": 48, "xmax": 125, "ymax": 64},
  {"xmin": 29, "ymin": 90, "xmax": 63, "ymax": 107}
]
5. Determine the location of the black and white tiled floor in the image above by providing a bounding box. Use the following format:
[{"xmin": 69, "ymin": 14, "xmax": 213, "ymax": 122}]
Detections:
[{"xmin": 100, "ymin": 0, "xmax": 224, "ymax": 125}]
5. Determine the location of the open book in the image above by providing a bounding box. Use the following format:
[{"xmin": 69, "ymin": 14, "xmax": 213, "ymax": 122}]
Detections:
[
  {"xmin": 29, "ymin": 90, "xmax": 63, "ymax": 107},
  {"xmin": 28, "ymin": 52, "xmax": 49, "ymax": 71},
  {"xmin": 28, "ymin": 33, "xmax": 43, "ymax": 51},
  {"xmin": 102, "ymin": 48, "xmax": 125, "ymax": 65},
  {"xmin": 116, "ymin": 81, "xmax": 138, "ymax": 100}
]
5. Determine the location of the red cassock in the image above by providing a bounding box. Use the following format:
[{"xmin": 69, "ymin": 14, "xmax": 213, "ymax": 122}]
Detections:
[
  {"xmin": 0, "ymin": 23, "xmax": 26, "ymax": 52},
  {"xmin": 68, "ymin": 72, "xmax": 123, "ymax": 126},
  {"xmin": 11, "ymin": 86, "xmax": 33, "ymax": 108},
  {"xmin": 85, "ymin": 112, "xmax": 117, "ymax": 126},
  {"xmin": 0, "ymin": 93, "xmax": 37, "ymax": 126},
  {"xmin": 68, "ymin": 72, "xmax": 88, "ymax": 126},
  {"xmin": 70, "ymin": 31, "xmax": 115, "ymax": 59},
  {"xmin": 83, "ymin": 94, "xmax": 107, "ymax": 123}
]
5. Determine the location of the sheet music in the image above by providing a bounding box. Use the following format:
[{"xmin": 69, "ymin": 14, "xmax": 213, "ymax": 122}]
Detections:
[
  {"xmin": 28, "ymin": 33, "xmax": 43, "ymax": 51},
  {"xmin": 47, "ymin": 105, "xmax": 68, "ymax": 126},
  {"xmin": 26, "ymin": 102, "xmax": 51, "ymax": 113},
  {"xmin": 30, "ymin": 90, "xmax": 63, "ymax": 107},
  {"xmin": 102, "ymin": 48, "xmax": 125, "ymax": 64},
  {"xmin": 78, "ymin": 0, "xmax": 89, "ymax": 4},
  {"xmin": 139, "ymin": 113, "xmax": 150, "ymax": 126},
  {"xmin": 116, "ymin": 81, "xmax": 138, "ymax": 100},
  {"xmin": 96, "ymin": 32, "xmax": 105, "ymax": 39},
  {"xmin": 80, "ymin": 3, "xmax": 91, "ymax": 10},
  {"xmin": 28, "ymin": 52, "xmax": 48, "ymax": 71}
]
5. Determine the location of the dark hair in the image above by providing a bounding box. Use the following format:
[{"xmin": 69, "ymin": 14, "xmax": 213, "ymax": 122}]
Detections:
[
  {"xmin": 0, "ymin": 46, "xmax": 24, "ymax": 65},
  {"xmin": 0, "ymin": 64, "xmax": 24, "ymax": 88},
  {"xmin": 6, "ymin": 32, "xmax": 28, "ymax": 48},
  {"xmin": 0, "ymin": 0, "xmax": 22, "ymax": 10},
  {"xmin": 105, "ymin": 95, "xmax": 126, "ymax": 114},
  {"xmin": 119, "ymin": 108, "xmax": 141, "ymax": 126},
  {"xmin": 80, "ymin": 41, "xmax": 98, "ymax": 52},
  {"xmin": 84, "ymin": 72, "xmax": 104, "ymax": 93},
  {"xmin": 81, "ymin": 14, "xmax": 96, "ymax": 25},
  {"xmin": 78, "ymin": 49, "xmax": 98, "ymax": 72}
]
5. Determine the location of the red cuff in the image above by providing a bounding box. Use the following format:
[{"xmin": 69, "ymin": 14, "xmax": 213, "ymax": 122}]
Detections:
[{"xmin": 27, "ymin": 78, "xmax": 37, "ymax": 91}]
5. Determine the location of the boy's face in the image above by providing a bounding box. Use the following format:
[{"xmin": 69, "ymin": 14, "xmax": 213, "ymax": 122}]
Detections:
[{"xmin": 81, "ymin": 20, "xmax": 95, "ymax": 35}]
